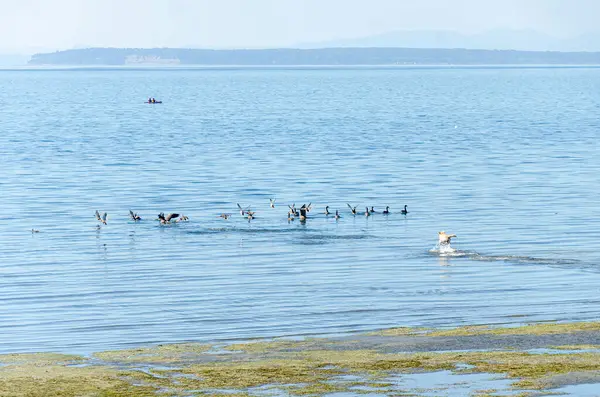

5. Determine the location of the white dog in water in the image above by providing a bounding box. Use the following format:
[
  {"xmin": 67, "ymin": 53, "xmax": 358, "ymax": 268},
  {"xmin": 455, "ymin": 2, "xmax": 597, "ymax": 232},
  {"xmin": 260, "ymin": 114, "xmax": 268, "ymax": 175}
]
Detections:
[
  {"xmin": 438, "ymin": 231, "xmax": 457, "ymax": 245},
  {"xmin": 437, "ymin": 231, "xmax": 458, "ymax": 254}
]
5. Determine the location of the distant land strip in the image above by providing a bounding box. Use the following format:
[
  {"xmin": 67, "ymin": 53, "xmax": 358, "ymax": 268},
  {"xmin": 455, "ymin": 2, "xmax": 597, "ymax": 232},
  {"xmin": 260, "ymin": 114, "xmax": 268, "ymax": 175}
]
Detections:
[{"xmin": 27, "ymin": 47, "xmax": 600, "ymax": 66}]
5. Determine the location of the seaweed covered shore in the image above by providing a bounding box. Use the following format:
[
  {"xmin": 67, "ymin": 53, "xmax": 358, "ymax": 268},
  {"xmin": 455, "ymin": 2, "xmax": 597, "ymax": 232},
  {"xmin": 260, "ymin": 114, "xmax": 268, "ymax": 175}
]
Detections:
[{"xmin": 5, "ymin": 322, "xmax": 600, "ymax": 396}]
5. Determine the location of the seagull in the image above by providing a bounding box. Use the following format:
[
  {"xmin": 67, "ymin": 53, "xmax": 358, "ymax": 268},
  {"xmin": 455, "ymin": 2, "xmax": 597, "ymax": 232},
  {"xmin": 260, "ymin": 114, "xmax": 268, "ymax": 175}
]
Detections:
[
  {"xmin": 382, "ymin": 206, "xmax": 390, "ymax": 215},
  {"xmin": 95, "ymin": 210, "xmax": 107, "ymax": 225},
  {"xmin": 129, "ymin": 210, "xmax": 141, "ymax": 221},
  {"xmin": 438, "ymin": 231, "xmax": 457, "ymax": 245},
  {"xmin": 288, "ymin": 205, "xmax": 299, "ymax": 217},
  {"xmin": 270, "ymin": 199, "xmax": 276, "ymax": 208},
  {"xmin": 219, "ymin": 214, "xmax": 231, "ymax": 220},
  {"xmin": 401, "ymin": 205, "xmax": 408, "ymax": 215},
  {"xmin": 347, "ymin": 204, "xmax": 358, "ymax": 215},
  {"xmin": 237, "ymin": 203, "xmax": 251, "ymax": 216}
]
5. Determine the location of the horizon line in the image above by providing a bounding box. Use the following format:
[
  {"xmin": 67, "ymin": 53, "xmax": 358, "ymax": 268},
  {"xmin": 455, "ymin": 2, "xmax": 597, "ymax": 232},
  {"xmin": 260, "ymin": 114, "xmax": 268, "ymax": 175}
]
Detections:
[{"xmin": 28, "ymin": 46, "xmax": 600, "ymax": 55}]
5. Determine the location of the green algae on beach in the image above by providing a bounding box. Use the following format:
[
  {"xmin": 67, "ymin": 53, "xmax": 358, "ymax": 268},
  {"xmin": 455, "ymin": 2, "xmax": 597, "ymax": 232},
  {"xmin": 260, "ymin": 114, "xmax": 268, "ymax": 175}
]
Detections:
[
  {"xmin": 376, "ymin": 321, "xmax": 600, "ymax": 337},
  {"xmin": 0, "ymin": 365, "xmax": 160, "ymax": 397},
  {"xmin": 0, "ymin": 352, "xmax": 84, "ymax": 366},
  {"xmin": 151, "ymin": 348, "xmax": 600, "ymax": 394},
  {"xmin": 93, "ymin": 343, "xmax": 211, "ymax": 364},
  {"xmin": 550, "ymin": 345, "xmax": 600, "ymax": 351},
  {"xmin": 7, "ymin": 321, "xmax": 600, "ymax": 396}
]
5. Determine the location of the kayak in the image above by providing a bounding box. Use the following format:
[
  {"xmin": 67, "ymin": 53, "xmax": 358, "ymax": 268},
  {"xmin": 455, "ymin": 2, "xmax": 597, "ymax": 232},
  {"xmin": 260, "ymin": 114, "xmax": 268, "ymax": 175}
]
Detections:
[{"xmin": 145, "ymin": 101, "xmax": 162, "ymax": 104}]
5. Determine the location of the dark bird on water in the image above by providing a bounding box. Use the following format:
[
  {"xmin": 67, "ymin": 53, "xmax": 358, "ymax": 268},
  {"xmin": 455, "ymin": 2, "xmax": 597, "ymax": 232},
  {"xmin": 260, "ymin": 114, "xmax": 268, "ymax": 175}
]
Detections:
[
  {"xmin": 401, "ymin": 205, "xmax": 408, "ymax": 215},
  {"xmin": 383, "ymin": 206, "xmax": 390, "ymax": 215},
  {"xmin": 299, "ymin": 208, "xmax": 307, "ymax": 222},
  {"xmin": 129, "ymin": 210, "xmax": 141, "ymax": 221},
  {"xmin": 95, "ymin": 210, "xmax": 107, "ymax": 225},
  {"xmin": 157, "ymin": 212, "xmax": 179, "ymax": 224},
  {"xmin": 347, "ymin": 204, "xmax": 358, "ymax": 215}
]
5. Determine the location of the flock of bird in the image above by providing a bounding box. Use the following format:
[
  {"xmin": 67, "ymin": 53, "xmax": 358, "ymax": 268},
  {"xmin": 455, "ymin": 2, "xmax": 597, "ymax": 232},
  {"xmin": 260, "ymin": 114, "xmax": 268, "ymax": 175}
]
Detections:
[
  {"xmin": 92, "ymin": 210, "xmax": 190, "ymax": 226},
  {"xmin": 32, "ymin": 201, "xmax": 458, "ymax": 247},
  {"xmin": 85, "ymin": 201, "xmax": 409, "ymax": 227}
]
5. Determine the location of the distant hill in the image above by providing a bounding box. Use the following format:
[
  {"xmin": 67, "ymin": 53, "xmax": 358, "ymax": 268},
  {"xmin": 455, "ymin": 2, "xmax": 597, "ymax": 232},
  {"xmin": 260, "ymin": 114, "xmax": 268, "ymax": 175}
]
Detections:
[
  {"xmin": 28, "ymin": 47, "xmax": 600, "ymax": 66},
  {"xmin": 298, "ymin": 29, "xmax": 600, "ymax": 52}
]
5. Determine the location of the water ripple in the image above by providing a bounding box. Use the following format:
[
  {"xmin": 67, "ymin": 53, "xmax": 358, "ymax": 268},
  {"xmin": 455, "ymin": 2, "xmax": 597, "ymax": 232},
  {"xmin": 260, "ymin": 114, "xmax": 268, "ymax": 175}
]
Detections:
[{"xmin": 1, "ymin": 67, "xmax": 600, "ymax": 354}]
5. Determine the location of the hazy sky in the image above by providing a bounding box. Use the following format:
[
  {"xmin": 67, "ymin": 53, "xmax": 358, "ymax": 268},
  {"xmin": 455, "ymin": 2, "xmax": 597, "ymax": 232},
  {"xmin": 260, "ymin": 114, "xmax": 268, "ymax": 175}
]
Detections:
[{"xmin": 1, "ymin": 0, "xmax": 599, "ymax": 52}]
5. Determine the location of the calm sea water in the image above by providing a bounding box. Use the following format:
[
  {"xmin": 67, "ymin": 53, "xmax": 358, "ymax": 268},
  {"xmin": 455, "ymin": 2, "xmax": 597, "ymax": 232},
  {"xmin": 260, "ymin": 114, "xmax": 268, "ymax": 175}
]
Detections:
[{"xmin": 1, "ymin": 66, "xmax": 600, "ymax": 354}]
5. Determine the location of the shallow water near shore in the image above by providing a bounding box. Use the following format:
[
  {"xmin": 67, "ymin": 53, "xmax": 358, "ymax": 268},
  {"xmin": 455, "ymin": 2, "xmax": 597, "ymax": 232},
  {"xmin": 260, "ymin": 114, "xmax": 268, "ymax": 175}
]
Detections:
[{"xmin": 1, "ymin": 66, "xmax": 600, "ymax": 354}]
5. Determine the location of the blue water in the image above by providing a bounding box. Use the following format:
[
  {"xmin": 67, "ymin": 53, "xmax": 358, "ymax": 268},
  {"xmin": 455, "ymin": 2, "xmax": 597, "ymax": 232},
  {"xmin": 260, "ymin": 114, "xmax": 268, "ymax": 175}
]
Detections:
[{"xmin": 2, "ymin": 66, "xmax": 600, "ymax": 354}]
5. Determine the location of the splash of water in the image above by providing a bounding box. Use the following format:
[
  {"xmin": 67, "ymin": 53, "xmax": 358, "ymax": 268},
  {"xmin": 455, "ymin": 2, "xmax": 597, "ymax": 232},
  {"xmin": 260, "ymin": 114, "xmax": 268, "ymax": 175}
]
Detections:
[{"xmin": 429, "ymin": 243, "xmax": 463, "ymax": 257}]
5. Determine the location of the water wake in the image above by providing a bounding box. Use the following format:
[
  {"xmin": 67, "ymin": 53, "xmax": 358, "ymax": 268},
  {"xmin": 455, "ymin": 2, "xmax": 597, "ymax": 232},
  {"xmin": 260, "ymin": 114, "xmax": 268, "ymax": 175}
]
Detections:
[{"xmin": 429, "ymin": 244, "xmax": 579, "ymax": 266}]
